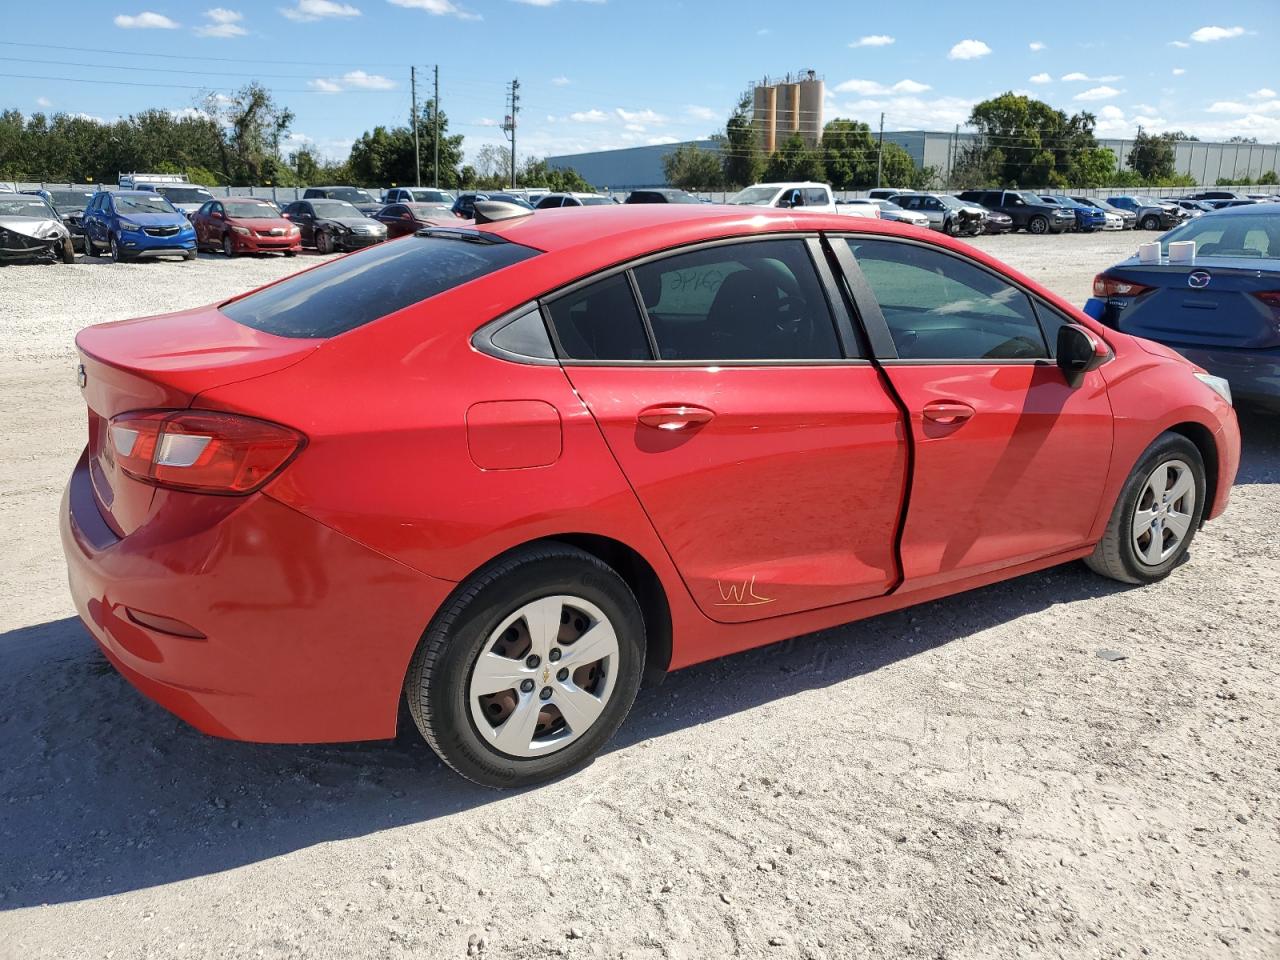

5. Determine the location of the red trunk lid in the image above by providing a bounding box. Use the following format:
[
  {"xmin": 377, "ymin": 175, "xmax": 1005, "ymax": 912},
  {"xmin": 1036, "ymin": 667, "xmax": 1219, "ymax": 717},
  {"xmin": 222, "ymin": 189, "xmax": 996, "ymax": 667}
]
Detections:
[{"xmin": 76, "ymin": 305, "xmax": 317, "ymax": 535}]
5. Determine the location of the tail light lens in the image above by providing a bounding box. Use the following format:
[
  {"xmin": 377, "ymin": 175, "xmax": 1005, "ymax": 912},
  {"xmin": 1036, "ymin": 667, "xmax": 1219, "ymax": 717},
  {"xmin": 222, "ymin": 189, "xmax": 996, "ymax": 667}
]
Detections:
[
  {"xmin": 1093, "ymin": 275, "xmax": 1154, "ymax": 298},
  {"xmin": 1251, "ymin": 291, "xmax": 1280, "ymax": 311},
  {"xmin": 108, "ymin": 410, "xmax": 304, "ymax": 495}
]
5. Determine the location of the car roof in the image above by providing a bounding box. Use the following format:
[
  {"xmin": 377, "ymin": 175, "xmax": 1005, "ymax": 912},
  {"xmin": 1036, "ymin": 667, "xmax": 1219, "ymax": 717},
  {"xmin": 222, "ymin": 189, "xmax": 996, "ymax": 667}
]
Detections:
[{"xmin": 1199, "ymin": 202, "xmax": 1279, "ymax": 218}]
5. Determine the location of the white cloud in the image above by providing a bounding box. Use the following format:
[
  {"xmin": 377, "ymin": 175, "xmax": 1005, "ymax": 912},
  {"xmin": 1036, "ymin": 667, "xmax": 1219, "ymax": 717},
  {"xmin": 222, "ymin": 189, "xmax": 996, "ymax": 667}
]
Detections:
[
  {"xmin": 387, "ymin": 0, "xmax": 479, "ymax": 18},
  {"xmin": 195, "ymin": 7, "xmax": 246, "ymax": 37},
  {"xmin": 756, "ymin": 27, "xmax": 769, "ymax": 36},
  {"xmin": 947, "ymin": 39, "xmax": 991, "ymax": 60},
  {"xmin": 834, "ymin": 78, "xmax": 931, "ymax": 96},
  {"xmin": 308, "ymin": 70, "xmax": 395, "ymax": 91},
  {"xmin": 36, "ymin": 96, "xmax": 52, "ymax": 107},
  {"xmin": 835, "ymin": 94, "xmax": 974, "ymax": 130},
  {"xmin": 850, "ymin": 34, "xmax": 894, "ymax": 48},
  {"xmin": 1061, "ymin": 72, "xmax": 1122, "ymax": 82},
  {"xmin": 1061, "ymin": 72, "xmax": 1088, "ymax": 81},
  {"xmin": 551, "ymin": 75, "xmax": 570, "ymax": 86},
  {"xmin": 1029, "ymin": 41, "xmax": 1045, "ymax": 51},
  {"xmin": 568, "ymin": 109, "xmax": 608, "ymax": 123},
  {"xmin": 114, "ymin": 11, "xmax": 179, "ymax": 28},
  {"xmin": 474, "ymin": 117, "xmax": 498, "ymax": 126},
  {"xmin": 1029, "ymin": 73, "xmax": 1051, "ymax": 84},
  {"xmin": 280, "ymin": 0, "xmax": 359, "ymax": 21},
  {"xmin": 1169, "ymin": 40, "xmax": 1190, "ymax": 48},
  {"xmin": 1171, "ymin": 68, "xmax": 1185, "ymax": 76},
  {"xmin": 616, "ymin": 107, "xmax": 666, "ymax": 124},
  {"xmin": 646, "ymin": 136, "xmax": 679, "ymax": 146},
  {"xmin": 1190, "ymin": 25, "xmax": 1245, "ymax": 42},
  {"xmin": 1250, "ymin": 88, "xmax": 1277, "ymax": 99},
  {"xmin": 685, "ymin": 105, "xmax": 716, "ymax": 121},
  {"xmin": 1073, "ymin": 85, "xmax": 1122, "ymax": 101},
  {"xmin": 170, "ymin": 106, "xmax": 213, "ymax": 121},
  {"xmin": 1207, "ymin": 99, "xmax": 1280, "ymax": 115}
]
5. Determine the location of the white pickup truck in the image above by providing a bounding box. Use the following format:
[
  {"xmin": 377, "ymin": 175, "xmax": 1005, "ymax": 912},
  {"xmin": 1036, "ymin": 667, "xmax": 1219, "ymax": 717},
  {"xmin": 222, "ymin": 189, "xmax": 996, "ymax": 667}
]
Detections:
[{"xmin": 725, "ymin": 181, "xmax": 879, "ymax": 218}]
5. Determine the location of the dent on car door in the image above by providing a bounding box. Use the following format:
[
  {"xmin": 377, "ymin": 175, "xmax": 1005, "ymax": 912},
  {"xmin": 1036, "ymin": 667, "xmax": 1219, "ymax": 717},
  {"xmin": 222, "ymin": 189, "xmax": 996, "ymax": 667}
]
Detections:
[
  {"xmin": 547, "ymin": 237, "xmax": 909, "ymax": 623},
  {"xmin": 830, "ymin": 236, "xmax": 1114, "ymax": 591}
]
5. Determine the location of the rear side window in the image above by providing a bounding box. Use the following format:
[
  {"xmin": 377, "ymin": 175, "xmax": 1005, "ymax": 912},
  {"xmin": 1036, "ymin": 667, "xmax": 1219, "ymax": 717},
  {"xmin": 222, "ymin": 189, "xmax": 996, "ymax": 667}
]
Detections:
[
  {"xmin": 545, "ymin": 274, "xmax": 652, "ymax": 361},
  {"xmin": 221, "ymin": 236, "xmax": 539, "ymax": 338},
  {"xmin": 633, "ymin": 239, "xmax": 842, "ymax": 361}
]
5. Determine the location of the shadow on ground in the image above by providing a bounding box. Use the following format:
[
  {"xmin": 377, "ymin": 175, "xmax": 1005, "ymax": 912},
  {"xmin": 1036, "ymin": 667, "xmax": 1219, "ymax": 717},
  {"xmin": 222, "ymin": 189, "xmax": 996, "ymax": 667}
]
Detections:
[{"xmin": 1, "ymin": 558, "xmax": 1131, "ymax": 910}]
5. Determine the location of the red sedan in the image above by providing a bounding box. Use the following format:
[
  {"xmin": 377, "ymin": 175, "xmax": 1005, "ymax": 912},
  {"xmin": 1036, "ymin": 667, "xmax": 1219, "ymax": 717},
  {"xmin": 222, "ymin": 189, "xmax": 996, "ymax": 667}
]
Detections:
[
  {"xmin": 372, "ymin": 202, "xmax": 455, "ymax": 238},
  {"xmin": 192, "ymin": 197, "xmax": 301, "ymax": 257},
  {"xmin": 62, "ymin": 203, "xmax": 1240, "ymax": 787}
]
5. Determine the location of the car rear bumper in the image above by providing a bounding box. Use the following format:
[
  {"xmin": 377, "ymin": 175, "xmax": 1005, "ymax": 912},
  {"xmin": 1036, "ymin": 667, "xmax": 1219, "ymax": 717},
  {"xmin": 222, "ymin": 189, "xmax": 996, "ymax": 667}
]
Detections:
[
  {"xmin": 1175, "ymin": 344, "xmax": 1280, "ymax": 406},
  {"xmin": 60, "ymin": 450, "xmax": 454, "ymax": 743}
]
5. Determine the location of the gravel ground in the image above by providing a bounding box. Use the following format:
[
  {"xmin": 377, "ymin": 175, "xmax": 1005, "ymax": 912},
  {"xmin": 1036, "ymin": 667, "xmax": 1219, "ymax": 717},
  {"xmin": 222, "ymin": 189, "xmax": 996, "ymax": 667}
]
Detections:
[{"xmin": 1, "ymin": 232, "xmax": 1277, "ymax": 960}]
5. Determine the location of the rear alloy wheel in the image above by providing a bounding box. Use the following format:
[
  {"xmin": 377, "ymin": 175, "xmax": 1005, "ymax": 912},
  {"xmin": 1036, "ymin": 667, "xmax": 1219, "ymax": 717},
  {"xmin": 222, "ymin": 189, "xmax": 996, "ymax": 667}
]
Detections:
[
  {"xmin": 1141, "ymin": 214, "xmax": 1161, "ymax": 230},
  {"xmin": 315, "ymin": 230, "xmax": 333, "ymax": 254},
  {"xmin": 405, "ymin": 543, "xmax": 645, "ymax": 788},
  {"xmin": 222, "ymin": 234, "xmax": 235, "ymax": 257},
  {"xmin": 1027, "ymin": 215, "xmax": 1049, "ymax": 235},
  {"xmin": 1085, "ymin": 433, "xmax": 1206, "ymax": 584}
]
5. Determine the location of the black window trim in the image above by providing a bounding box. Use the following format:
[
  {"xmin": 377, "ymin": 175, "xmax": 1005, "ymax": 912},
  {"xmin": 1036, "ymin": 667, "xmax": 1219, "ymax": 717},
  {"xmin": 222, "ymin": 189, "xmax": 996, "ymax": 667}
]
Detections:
[
  {"xmin": 538, "ymin": 233, "xmax": 871, "ymax": 368},
  {"xmin": 471, "ymin": 302, "xmax": 560, "ymax": 366},
  {"xmin": 827, "ymin": 232, "xmax": 1070, "ymax": 366}
]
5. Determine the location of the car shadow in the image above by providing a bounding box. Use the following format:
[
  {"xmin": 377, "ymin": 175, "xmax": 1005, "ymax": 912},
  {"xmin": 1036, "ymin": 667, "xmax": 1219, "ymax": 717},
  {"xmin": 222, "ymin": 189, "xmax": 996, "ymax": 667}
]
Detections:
[
  {"xmin": 1235, "ymin": 404, "xmax": 1280, "ymax": 485},
  {"xmin": 0, "ymin": 558, "xmax": 1132, "ymax": 910}
]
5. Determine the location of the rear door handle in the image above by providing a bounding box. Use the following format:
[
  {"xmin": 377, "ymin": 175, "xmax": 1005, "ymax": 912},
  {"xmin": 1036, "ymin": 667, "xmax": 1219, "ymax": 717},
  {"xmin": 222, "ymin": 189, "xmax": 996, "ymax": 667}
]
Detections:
[
  {"xmin": 637, "ymin": 404, "xmax": 715, "ymax": 431},
  {"xmin": 922, "ymin": 400, "xmax": 975, "ymax": 425}
]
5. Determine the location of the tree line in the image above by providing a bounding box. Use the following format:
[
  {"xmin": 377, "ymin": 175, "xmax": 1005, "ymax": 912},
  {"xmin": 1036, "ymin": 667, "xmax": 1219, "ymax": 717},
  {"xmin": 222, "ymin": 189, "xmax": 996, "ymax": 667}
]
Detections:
[
  {"xmin": 665, "ymin": 91, "xmax": 1260, "ymax": 193},
  {"xmin": 0, "ymin": 82, "xmax": 593, "ymax": 192}
]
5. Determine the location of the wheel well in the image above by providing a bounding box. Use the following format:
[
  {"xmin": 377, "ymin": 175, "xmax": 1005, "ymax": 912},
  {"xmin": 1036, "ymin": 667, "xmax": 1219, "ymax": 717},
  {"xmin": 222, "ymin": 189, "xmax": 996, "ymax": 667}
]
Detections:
[
  {"xmin": 545, "ymin": 534, "xmax": 673, "ymax": 680},
  {"xmin": 1167, "ymin": 421, "xmax": 1218, "ymax": 522}
]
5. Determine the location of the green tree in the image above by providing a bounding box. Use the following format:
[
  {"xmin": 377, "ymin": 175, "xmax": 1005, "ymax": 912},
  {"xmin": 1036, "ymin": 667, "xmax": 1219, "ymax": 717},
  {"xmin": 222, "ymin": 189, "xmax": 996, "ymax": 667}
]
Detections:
[
  {"xmin": 202, "ymin": 82, "xmax": 294, "ymax": 184},
  {"xmin": 1066, "ymin": 146, "xmax": 1120, "ymax": 187},
  {"xmin": 877, "ymin": 142, "xmax": 921, "ymax": 188},
  {"xmin": 719, "ymin": 92, "xmax": 763, "ymax": 188},
  {"xmin": 762, "ymin": 133, "xmax": 825, "ymax": 183},
  {"xmin": 964, "ymin": 92, "xmax": 1099, "ymax": 186},
  {"xmin": 519, "ymin": 157, "xmax": 594, "ymax": 192},
  {"xmin": 821, "ymin": 118, "xmax": 877, "ymax": 188},
  {"xmin": 662, "ymin": 143, "xmax": 723, "ymax": 189},
  {"xmin": 342, "ymin": 102, "xmax": 464, "ymax": 187},
  {"xmin": 1127, "ymin": 129, "xmax": 1176, "ymax": 181}
]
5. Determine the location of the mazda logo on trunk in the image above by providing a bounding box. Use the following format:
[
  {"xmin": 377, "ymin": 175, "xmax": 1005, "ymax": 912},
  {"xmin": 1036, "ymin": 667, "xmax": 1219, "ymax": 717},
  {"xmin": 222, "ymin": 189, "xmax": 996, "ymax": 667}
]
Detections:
[{"xmin": 1188, "ymin": 271, "xmax": 1211, "ymax": 289}]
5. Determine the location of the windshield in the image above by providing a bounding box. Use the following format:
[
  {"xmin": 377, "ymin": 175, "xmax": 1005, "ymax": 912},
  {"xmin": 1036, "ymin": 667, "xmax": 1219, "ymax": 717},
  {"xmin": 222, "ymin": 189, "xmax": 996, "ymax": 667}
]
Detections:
[
  {"xmin": 115, "ymin": 194, "xmax": 178, "ymax": 214},
  {"xmin": 578, "ymin": 196, "xmax": 613, "ymax": 206},
  {"xmin": 936, "ymin": 195, "xmax": 968, "ymax": 209},
  {"xmin": 47, "ymin": 191, "xmax": 94, "ymax": 211},
  {"xmin": 0, "ymin": 198, "xmax": 55, "ymax": 218},
  {"xmin": 1158, "ymin": 212, "xmax": 1280, "ymax": 258},
  {"xmin": 410, "ymin": 189, "xmax": 454, "ymax": 203},
  {"xmin": 310, "ymin": 200, "xmax": 363, "ymax": 217},
  {"xmin": 727, "ymin": 186, "xmax": 779, "ymax": 206},
  {"xmin": 223, "ymin": 200, "xmax": 279, "ymax": 218},
  {"xmin": 322, "ymin": 188, "xmax": 374, "ymax": 204},
  {"xmin": 156, "ymin": 186, "xmax": 213, "ymax": 203},
  {"xmin": 405, "ymin": 203, "xmax": 451, "ymax": 216}
]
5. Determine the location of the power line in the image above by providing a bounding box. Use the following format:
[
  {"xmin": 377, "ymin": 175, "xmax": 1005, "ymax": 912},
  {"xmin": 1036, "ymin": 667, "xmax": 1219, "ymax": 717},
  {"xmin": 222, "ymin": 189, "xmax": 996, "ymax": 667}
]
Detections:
[
  {"xmin": 0, "ymin": 70, "xmax": 392, "ymax": 94},
  {"xmin": 0, "ymin": 39, "xmax": 414, "ymax": 69}
]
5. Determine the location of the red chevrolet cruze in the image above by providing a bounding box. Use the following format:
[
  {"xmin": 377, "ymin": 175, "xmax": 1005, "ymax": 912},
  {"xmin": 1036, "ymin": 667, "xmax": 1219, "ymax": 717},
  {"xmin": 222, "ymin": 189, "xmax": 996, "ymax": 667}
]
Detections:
[{"xmin": 61, "ymin": 204, "xmax": 1240, "ymax": 787}]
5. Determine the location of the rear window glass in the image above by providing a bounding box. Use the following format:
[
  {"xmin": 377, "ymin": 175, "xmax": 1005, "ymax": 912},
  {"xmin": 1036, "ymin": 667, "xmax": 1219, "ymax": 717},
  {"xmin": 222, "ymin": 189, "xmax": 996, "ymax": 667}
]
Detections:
[{"xmin": 221, "ymin": 235, "xmax": 539, "ymax": 338}]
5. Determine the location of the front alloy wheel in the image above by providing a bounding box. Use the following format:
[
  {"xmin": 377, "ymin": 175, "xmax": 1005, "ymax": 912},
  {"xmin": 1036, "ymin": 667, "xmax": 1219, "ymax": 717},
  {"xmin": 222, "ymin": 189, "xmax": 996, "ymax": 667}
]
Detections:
[
  {"xmin": 1028, "ymin": 215, "xmax": 1049, "ymax": 235},
  {"xmin": 405, "ymin": 543, "xmax": 645, "ymax": 788},
  {"xmin": 1141, "ymin": 215, "xmax": 1160, "ymax": 230}
]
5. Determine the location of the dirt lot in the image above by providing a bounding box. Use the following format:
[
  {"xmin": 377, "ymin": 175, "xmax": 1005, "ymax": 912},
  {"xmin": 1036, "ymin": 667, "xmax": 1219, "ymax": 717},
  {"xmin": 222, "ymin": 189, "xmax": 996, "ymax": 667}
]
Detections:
[{"xmin": 1, "ymin": 234, "xmax": 1277, "ymax": 960}]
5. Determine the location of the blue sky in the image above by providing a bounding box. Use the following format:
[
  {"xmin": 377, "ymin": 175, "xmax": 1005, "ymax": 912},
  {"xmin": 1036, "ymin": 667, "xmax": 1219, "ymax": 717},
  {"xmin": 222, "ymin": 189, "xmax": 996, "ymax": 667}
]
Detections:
[{"xmin": 3, "ymin": 0, "xmax": 1276, "ymax": 165}]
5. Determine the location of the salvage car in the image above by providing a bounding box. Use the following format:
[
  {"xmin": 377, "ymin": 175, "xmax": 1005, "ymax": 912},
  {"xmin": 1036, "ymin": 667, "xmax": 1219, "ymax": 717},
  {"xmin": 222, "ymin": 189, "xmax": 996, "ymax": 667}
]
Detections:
[
  {"xmin": 24, "ymin": 188, "xmax": 94, "ymax": 249},
  {"xmin": 624, "ymin": 189, "xmax": 701, "ymax": 204},
  {"xmin": 1039, "ymin": 195, "xmax": 1108, "ymax": 232},
  {"xmin": 383, "ymin": 187, "xmax": 456, "ymax": 206},
  {"xmin": 1086, "ymin": 203, "xmax": 1280, "ymax": 408},
  {"xmin": 192, "ymin": 197, "xmax": 302, "ymax": 257},
  {"xmin": 1106, "ymin": 196, "xmax": 1182, "ymax": 231},
  {"xmin": 957, "ymin": 190, "xmax": 1075, "ymax": 234},
  {"xmin": 1071, "ymin": 196, "xmax": 1138, "ymax": 230},
  {"xmin": 61, "ymin": 203, "xmax": 1240, "ymax": 788},
  {"xmin": 302, "ymin": 186, "xmax": 382, "ymax": 217},
  {"xmin": 889, "ymin": 193, "xmax": 986, "ymax": 235},
  {"xmin": 861, "ymin": 198, "xmax": 930, "ymax": 228},
  {"xmin": 372, "ymin": 202, "xmax": 455, "ymax": 238},
  {"xmin": 82, "ymin": 190, "xmax": 197, "ymax": 262},
  {"xmin": 0, "ymin": 195, "xmax": 75, "ymax": 263},
  {"xmin": 281, "ymin": 199, "xmax": 386, "ymax": 253}
]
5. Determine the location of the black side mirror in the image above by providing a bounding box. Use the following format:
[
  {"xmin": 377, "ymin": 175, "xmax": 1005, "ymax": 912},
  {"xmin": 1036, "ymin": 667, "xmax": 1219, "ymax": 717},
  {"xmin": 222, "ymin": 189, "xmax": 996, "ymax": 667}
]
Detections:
[{"xmin": 1056, "ymin": 324, "xmax": 1108, "ymax": 387}]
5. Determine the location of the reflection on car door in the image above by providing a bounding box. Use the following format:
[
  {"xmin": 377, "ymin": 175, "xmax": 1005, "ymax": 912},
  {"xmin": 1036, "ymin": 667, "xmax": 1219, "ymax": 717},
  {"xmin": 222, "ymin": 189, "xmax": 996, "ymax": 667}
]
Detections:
[
  {"xmin": 546, "ymin": 237, "xmax": 909, "ymax": 623},
  {"xmin": 831, "ymin": 235, "xmax": 1114, "ymax": 590}
]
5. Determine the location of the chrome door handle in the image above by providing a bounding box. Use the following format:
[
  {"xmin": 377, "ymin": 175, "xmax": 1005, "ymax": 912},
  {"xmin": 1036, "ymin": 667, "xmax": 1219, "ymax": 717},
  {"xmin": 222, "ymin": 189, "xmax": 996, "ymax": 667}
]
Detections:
[
  {"xmin": 922, "ymin": 400, "xmax": 975, "ymax": 425},
  {"xmin": 637, "ymin": 404, "xmax": 715, "ymax": 431}
]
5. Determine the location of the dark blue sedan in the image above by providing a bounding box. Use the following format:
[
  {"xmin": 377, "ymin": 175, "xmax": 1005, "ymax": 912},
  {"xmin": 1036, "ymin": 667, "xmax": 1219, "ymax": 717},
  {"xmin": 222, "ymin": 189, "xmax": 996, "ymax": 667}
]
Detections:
[
  {"xmin": 1086, "ymin": 204, "xmax": 1280, "ymax": 408},
  {"xmin": 1040, "ymin": 195, "xmax": 1107, "ymax": 232}
]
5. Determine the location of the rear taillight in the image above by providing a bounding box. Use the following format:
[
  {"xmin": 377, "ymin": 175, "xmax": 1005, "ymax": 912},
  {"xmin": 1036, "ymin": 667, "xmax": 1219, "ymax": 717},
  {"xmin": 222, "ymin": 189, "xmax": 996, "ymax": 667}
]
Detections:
[
  {"xmin": 1093, "ymin": 275, "xmax": 1154, "ymax": 298},
  {"xmin": 108, "ymin": 410, "xmax": 304, "ymax": 495},
  {"xmin": 1251, "ymin": 291, "xmax": 1280, "ymax": 311}
]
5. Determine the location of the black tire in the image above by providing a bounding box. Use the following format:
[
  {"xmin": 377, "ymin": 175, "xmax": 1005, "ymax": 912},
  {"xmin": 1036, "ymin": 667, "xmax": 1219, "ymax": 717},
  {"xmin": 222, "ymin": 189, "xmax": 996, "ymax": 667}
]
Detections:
[
  {"xmin": 84, "ymin": 233, "xmax": 98, "ymax": 257},
  {"xmin": 183, "ymin": 249, "xmax": 197, "ymax": 261},
  {"xmin": 1084, "ymin": 433, "xmax": 1206, "ymax": 585},
  {"xmin": 60, "ymin": 238, "xmax": 75, "ymax": 263},
  {"xmin": 222, "ymin": 234, "xmax": 234, "ymax": 257},
  {"xmin": 1027, "ymin": 215, "xmax": 1049, "ymax": 235},
  {"xmin": 109, "ymin": 234, "xmax": 127, "ymax": 263},
  {"xmin": 1141, "ymin": 214, "xmax": 1161, "ymax": 231},
  {"xmin": 405, "ymin": 543, "xmax": 645, "ymax": 788},
  {"xmin": 944, "ymin": 217, "xmax": 959, "ymax": 236},
  {"xmin": 315, "ymin": 230, "xmax": 333, "ymax": 254},
  {"xmin": 284, "ymin": 250, "xmax": 298, "ymax": 257}
]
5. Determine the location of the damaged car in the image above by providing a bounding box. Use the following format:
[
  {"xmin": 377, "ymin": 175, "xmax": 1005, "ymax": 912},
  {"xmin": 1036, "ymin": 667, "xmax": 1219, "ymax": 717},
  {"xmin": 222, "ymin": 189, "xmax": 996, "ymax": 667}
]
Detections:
[{"xmin": 0, "ymin": 195, "xmax": 75, "ymax": 264}]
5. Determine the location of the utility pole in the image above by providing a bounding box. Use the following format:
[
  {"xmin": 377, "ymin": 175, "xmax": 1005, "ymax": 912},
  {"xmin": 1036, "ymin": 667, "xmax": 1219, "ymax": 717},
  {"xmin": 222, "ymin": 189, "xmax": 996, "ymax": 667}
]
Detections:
[
  {"xmin": 411, "ymin": 66, "xmax": 420, "ymax": 187},
  {"xmin": 875, "ymin": 112, "xmax": 885, "ymax": 188},
  {"xmin": 433, "ymin": 65, "xmax": 440, "ymax": 189},
  {"xmin": 502, "ymin": 78, "xmax": 520, "ymax": 189}
]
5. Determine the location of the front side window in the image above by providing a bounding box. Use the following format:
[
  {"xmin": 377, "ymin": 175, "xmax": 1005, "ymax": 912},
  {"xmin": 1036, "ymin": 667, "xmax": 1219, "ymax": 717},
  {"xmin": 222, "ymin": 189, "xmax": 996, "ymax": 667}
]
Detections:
[
  {"xmin": 221, "ymin": 235, "xmax": 539, "ymax": 339},
  {"xmin": 633, "ymin": 240, "xmax": 842, "ymax": 361},
  {"xmin": 804, "ymin": 188, "xmax": 828, "ymax": 205},
  {"xmin": 849, "ymin": 239, "xmax": 1048, "ymax": 361}
]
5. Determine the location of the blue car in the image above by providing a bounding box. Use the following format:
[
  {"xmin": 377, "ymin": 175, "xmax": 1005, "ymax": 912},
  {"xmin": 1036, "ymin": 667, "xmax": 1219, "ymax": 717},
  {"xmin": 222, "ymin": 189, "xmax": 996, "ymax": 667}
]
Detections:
[
  {"xmin": 82, "ymin": 190, "xmax": 197, "ymax": 262},
  {"xmin": 1085, "ymin": 204, "xmax": 1280, "ymax": 408},
  {"xmin": 1040, "ymin": 194, "xmax": 1107, "ymax": 232}
]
